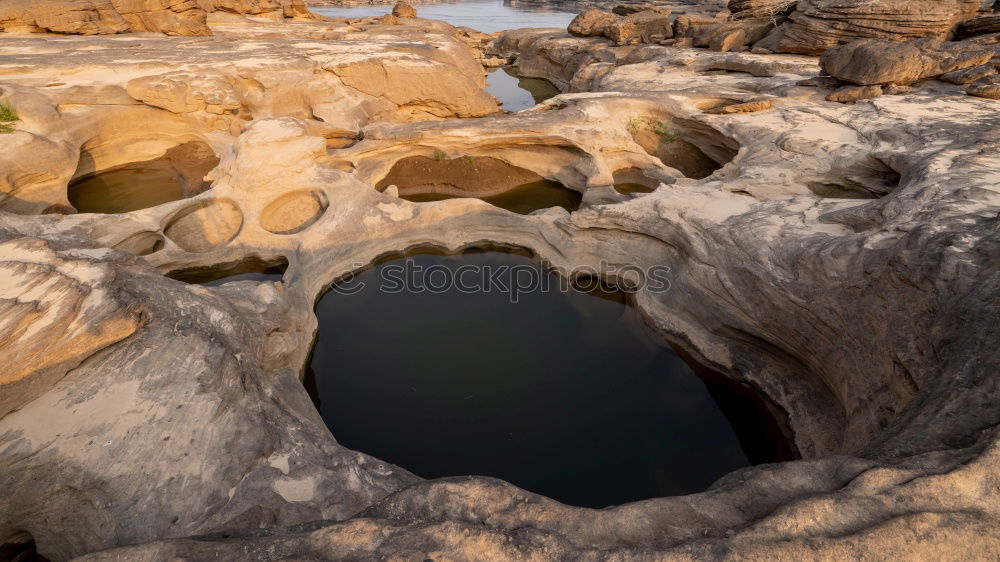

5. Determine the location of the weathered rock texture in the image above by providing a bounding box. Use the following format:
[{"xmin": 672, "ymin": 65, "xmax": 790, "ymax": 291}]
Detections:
[
  {"xmin": 0, "ymin": 0, "xmax": 211, "ymax": 35},
  {"xmin": 728, "ymin": 0, "xmax": 797, "ymax": 18},
  {"xmin": 773, "ymin": 0, "xmax": 982, "ymax": 54},
  {"xmin": 0, "ymin": 11, "xmax": 998, "ymax": 562},
  {"xmin": 820, "ymin": 37, "xmax": 995, "ymax": 85},
  {"xmin": 567, "ymin": 7, "xmax": 673, "ymax": 45},
  {"xmin": 968, "ymin": 73, "xmax": 1000, "ymax": 97},
  {"xmin": 198, "ymin": 0, "xmax": 313, "ymax": 19},
  {"xmin": 568, "ymin": 8, "xmax": 617, "ymax": 37}
]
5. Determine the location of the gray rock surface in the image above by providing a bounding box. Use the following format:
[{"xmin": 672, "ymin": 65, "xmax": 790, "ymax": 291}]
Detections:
[{"xmin": 0, "ymin": 10, "xmax": 998, "ymax": 562}]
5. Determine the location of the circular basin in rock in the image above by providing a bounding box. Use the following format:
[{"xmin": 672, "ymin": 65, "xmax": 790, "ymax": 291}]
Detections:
[
  {"xmin": 69, "ymin": 141, "xmax": 219, "ymax": 214},
  {"xmin": 163, "ymin": 199, "xmax": 243, "ymax": 253},
  {"xmin": 306, "ymin": 249, "xmax": 795, "ymax": 508},
  {"xmin": 260, "ymin": 191, "xmax": 328, "ymax": 235}
]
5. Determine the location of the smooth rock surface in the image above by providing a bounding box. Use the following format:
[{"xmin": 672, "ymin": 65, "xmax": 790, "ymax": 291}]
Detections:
[{"xmin": 0, "ymin": 9, "xmax": 998, "ymax": 562}]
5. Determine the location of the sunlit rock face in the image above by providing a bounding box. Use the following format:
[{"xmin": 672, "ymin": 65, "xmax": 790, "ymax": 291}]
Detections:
[
  {"xmin": 0, "ymin": 0, "xmax": 211, "ymax": 35},
  {"xmin": 0, "ymin": 4, "xmax": 998, "ymax": 561}
]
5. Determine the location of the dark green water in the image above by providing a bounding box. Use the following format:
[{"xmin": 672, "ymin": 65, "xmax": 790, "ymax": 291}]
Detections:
[
  {"xmin": 168, "ymin": 259, "xmax": 287, "ymax": 286},
  {"xmin": 402, "ymin": 180, "xmax": 581, "ymax": 214},
  {"xmin": 305, "ymin": 250, "xmax": 794, "ymax": 508},
  {"xmin": 69, "ymin": 168, "xmax": 184, "ymax": 214}
]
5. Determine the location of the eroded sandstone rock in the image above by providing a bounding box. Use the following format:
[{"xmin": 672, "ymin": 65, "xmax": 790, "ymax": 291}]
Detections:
[
  {"xmin": 0, "ymin": 0, "xmax": 210, "ymax": 35},
  {"xmin": 391, "ymin": 1, "xmax": 415, "ymax": 18},
  {"xmin": 126, "ymin": 71, "xmax": 243, "ymax": 114},
  {"xmin": 825, "ymin": 83, "xmax": 882, "ymax": 102},
  {"xmin": 940, "ymin": 62, "xmax": 998, "ymax": 84},
  {"xmin": 820, "ymin": 38, "xmax": 994, "ymax": 85},
  {"xmin": 728, "ymin": 0, "xmax": 797, "ymax": 19},
  {"xmin": 568, "ymin": 8, "xmax": 617, "ymax": 37},
  {"xmin": 0, "ymin": 238, "xmax": 141, "ymax": 419},
  {"xmin": 0, "ymin": 11, "xmax": 999, "ymax": 562},
  {"xmin": 774, "ymin": 0, "xmax": 982, "ymax": 55},
  {"xmin": 198, "ymin": 0, "xmax": 313, "ymax": 20},
  {"xmin": 605, "ymin": 10, "xmax": 673, "ymax": 45},
  {"xmin": 967, "ymin": 73, "xmax": 1000, "ymax": 98}
]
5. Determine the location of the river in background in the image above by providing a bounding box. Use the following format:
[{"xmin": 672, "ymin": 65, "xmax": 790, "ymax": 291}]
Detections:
[{"xmin": 313, "ymin": 0, "xmax": 579, "ymax": 32}]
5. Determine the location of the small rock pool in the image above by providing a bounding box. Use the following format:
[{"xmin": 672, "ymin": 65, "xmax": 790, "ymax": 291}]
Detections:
[
  {"xmin": 486, "ymin": 66, "xmax": 560, "ymax": 112},
  {"xmin": 305, "ymin": 249, "xmax": 794, "ymax": 508}
]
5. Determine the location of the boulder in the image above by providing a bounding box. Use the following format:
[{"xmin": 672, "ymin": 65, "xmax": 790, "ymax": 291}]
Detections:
[
  {"xmin": 967, "ymin": 73, "xmax": 1000, "ymax": 98},
  {"xmin": 708, "ymin": 17, "xmax": 776, "ymax": 51},
  {"xmin": 672, "ymin": 13, "xmax": 724, "ymax": 46},
  {"xmin": 391, "ymin": 1, "xmax": 416, "ymax": 18},
  {"xmin": 672, "ymin": 12, "xmax": 775, "ymax": 50},
  {"xmin": 940, "ymin": 62, "xmax": 997, "ymax": 84},
  {"xmin": 774, "ymin": 0, "xmax": 982, "ymax": 55},
  {"xmin": 605, "ymin": 9, "xmax": 673, "ymax": 45},
  {"xmin": 728, "ymin": 0, "xmax": 797, "ymax": 19},
  {"xmin": 820, "ymin": 38, "xmax": 994, "ymax": 85},
  {"xmin": 825, "ymin": 84, "xmax": 883, "ymax": 102},
  {"xmin": 0, "ymin": 0, "xmax": 209, "ymax": 35},
  {"xmin": 568, "ymin": 9, "xmax": 617, "ymax": 37}
]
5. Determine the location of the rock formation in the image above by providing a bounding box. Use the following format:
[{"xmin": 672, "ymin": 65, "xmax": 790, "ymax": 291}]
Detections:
[
  {"xmin": 0, "ymin": 0, "xmax": 316, "ymax": 35},
  {"xmin": 773, "ymin": 0, "xmax": 982, "ymax": 54},
  {"xmin": 728, "ymin": 0, "xmax": 796, "ymax": 19},
  {"xmin": 198, "ymin": 0, "xmax": 313, "ymax": 20},
  {"xmin": 0, "ymin": 3, "xmax": 998, "ymax": 562},
  {"xmin": 391, "ymin": 0, "xmax": 416, "ymax": 18},
  {"xmin": 568, "ymin": 8, "xmax": 617, "ymax": 37},
  {"xmin": 819, "ymin": 37, "xmax": 995, "ymax": 85},
  {"xmin": 968, "ymin": 73, "xmax": 1000, "ymax": 97},
  {"xmin": 0, "ymin": 0, "xmax": 210, "ymax": 35}
]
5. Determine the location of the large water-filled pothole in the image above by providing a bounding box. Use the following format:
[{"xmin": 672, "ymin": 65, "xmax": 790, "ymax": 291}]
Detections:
[
  {"xmin": 486, "ymin": 66, "xmax": 560, "ymax": 112},
  {"xmin": 304, "ymin": 249, "xmax": 794, "ymax": 508},
  {"xmin": 68, "ymin": 141, "xmax": 218, "ymax": 214},
  {"xmin": 378, "ymin": 156, "xmax": 581, "ymax": 214}
]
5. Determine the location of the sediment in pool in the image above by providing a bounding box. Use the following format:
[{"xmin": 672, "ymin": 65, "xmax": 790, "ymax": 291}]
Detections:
[
  {"xmin": 68, "ymin": 141, "xmax": 218, "ymax": 214},
  {"xmin": 378, "ymin": 156, "xmax": 582, "ymax": 213}
]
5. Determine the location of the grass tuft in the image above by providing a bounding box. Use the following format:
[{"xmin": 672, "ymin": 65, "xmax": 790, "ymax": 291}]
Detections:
[
  {"xmin": 0, "ymin": 98, "xmax": 17, "ymax": 134},
  {"xmin": 651, "ymin": 120, "xmax": 678, "ymax": 142},
  {"xmin": 627, "ymin": 115, "xmax": 678, "ymax": 142},
  {"xmin": 432, "ymin": 149, "xmax": 447, "ymax": 161}
]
